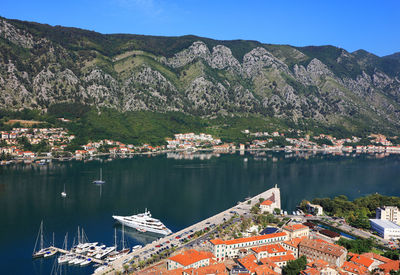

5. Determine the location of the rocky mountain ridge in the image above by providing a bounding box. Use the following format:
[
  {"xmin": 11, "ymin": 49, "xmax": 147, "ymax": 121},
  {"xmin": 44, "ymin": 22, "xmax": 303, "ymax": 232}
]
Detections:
[{"xmin": 1, "ymin": 17, "xmax": 400, "ymax": 132}]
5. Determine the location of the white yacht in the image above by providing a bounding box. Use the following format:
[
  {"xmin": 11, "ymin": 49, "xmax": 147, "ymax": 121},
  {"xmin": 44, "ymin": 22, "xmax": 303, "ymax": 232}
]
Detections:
[{"xmin": 112, "ymin": 209, "xmax": 172, "ymax": 235}]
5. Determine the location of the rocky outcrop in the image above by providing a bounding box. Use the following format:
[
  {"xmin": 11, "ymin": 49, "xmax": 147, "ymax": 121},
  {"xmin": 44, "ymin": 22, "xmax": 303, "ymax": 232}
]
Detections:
[{"xmin": 1, "ymin": 17, "xmax": 400, "ymax": 130}]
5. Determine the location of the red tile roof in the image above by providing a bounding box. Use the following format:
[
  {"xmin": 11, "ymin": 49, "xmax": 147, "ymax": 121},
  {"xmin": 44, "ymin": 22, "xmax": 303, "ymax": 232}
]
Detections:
[
  {"xmin": 349, "ymin": 254, "xmax": 374, "ymax": 268},
  {"xmin": 283, "ymin": 236, "xmax": 307, "ymax": 248},
  {"xmin": 307, "ymin": 259, "xmax": 329, "ymax": 269},
  {"xmin": 299, "ymin": 238, "xmax": 346, "ymax": 257},
  {"xmin": 251, "ymin": 244, "xmax": 286, "ymax": 254},
  {"xmin": 300, "ymin": 267, "xmax": 320, "ymax": 275},
  {"xmin": 237, "ymin": 254, "xmax": 259, "ymax": 273},
  {"xmin": 254, "ymin": 265, "xmax": 279, "ymax": 275},
  {"xmin": 283, "ymin": 224, "xmax": 309, "ymax": 232},
  {"xmin": 183, "ymin": 263, "xmax": 227, "ymax": 275},
  {"xmin": 168, "ymin": 250, "xmax": 213, "ymax": 267},
  {"xmin": 341, "ymin": 261, "xmax": 368, "ymax": 275},
  {"xmin": 209, "ymin": 239, "xmax": 225, "ymax": 245},
  {"xmin": 261, "ymin": 200, "xmax": 273, "ymax": 206},
  {"xmin": 361, "ymin": 252, "xmax": 392, "ymax": 264},
  {"xmin": 259, "ymin": 258, "xmax": 279, "ymax": 269},
  {"xmin": 210, "ymin": 232, "xmax": 287, "ymax": 246},
  {"xmin": 379, "ymin": 260, "xmax": 400, "ymax": 273},
  {"xmin": 266, "ymin": 253, "xmax": 296, "ymax": 263}
]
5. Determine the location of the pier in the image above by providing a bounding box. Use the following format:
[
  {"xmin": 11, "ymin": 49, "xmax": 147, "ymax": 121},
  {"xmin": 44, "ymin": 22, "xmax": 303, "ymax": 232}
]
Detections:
[
  {"xmin": 97, "ymin": 185, "xmax": 281, "ymax": 274},
  {"xmin": 48, "ymin": 246, "xmax": 105, "ymax": 265}
]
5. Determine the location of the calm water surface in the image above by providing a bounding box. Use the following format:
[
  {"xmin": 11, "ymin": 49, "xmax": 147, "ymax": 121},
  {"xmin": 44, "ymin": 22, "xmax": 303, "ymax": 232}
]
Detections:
[{"xmin": 1, "ymin": 152, "xmax": 400, "ymax": 274}]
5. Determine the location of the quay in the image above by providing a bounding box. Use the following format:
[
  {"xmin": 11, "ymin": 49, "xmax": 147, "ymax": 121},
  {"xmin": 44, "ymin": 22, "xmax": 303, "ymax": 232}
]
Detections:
[
  {"xmin": 48, "ymin": 246, "xmax": 105, "ymax": 265},
  {"xmin": 96, "ymin": 185, "xmax": 281, "ymax": 274}
]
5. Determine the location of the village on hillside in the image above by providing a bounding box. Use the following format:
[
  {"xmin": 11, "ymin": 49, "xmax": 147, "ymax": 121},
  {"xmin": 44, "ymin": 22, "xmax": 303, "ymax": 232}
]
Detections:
[{"xmin": 1, "ymin": 126, "xmax": 400, "ymax": 165}]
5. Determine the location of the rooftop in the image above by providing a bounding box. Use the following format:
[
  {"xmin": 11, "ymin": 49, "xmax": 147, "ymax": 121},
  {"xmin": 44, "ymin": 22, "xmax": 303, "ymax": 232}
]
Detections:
[
  {"xmin": 251, "ymin": 243, "xmax": 286, "ymax": 254},
  {"xmin": 341, "ymin": 261, "xmax": 368, "ymax": 275},
  {"xmin": 370, "ymin": 219, "xmax": 400, "ymax": 229},
  {"xmin": 168, "ymin": 249, "xmax": 213, "ymax": 267},
  {"xmin": 261, "ymin": 200, "xmax": 273, "ymax": 206},
  {"xmin": 349, "ymin": 254, "xmax": 374, "ymax": 268},
  {"xmin": 299, "ymin": 239, "xmax": 346, "ymax": 257},
  {"xmin": 283, "ymin": 224, "xmax": 309, "ymax": 232},
  {"xmin": 210, "ymin": 232, "xmax": 287, "ymax": 246}
]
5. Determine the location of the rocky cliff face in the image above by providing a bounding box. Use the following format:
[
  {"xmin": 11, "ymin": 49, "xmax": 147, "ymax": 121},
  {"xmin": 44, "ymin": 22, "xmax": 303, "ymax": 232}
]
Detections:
[{"xmin": 1, "ymin": 17, "xmax": 400, "ymax": 130}]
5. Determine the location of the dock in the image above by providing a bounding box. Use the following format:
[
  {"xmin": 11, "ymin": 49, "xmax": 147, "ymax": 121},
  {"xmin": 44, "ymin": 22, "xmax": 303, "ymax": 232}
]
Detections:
[
  {"xmin": 96, "ymin": 185, "xmax": 281, "ymax": 274},
  {"xmin": 48, "ymin": 246, "xmax": 105, "ymax": 265}
]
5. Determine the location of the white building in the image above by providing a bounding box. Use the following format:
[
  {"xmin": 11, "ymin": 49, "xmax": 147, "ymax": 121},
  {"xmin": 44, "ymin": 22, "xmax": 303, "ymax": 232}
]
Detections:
[
  {"xmin": 369, "ymin": 219, "xmax": 400, "ymax": 240},
  {"xmin": 307, "ymin": 202, "xmax": 324, "ymax": 216},
  {"xmin": 209, "ymin": 232, "xmax": 288, "ymax": 261},
  {"xmin": 376, "ymin": 206, "xmax": 400, "ymax": 225},
  {"xmin": 260, "ymin": 199, "xmax": 275, "ymax": 213}
]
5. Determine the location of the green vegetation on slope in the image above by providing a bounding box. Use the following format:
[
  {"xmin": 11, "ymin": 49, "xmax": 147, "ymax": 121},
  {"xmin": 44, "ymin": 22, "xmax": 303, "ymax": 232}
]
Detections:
[{"xmin": 303, "ymin": 194, "xmax": 400, "ymax": 229}]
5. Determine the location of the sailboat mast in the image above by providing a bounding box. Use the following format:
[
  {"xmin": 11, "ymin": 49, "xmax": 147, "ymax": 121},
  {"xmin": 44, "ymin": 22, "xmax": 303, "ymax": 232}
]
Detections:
[
  {"xmin": 52, "ymin": 232, "xmax": 55, "ymax": 247},
  {"xmin": 64, "ymin": 232, "xmax": 68, "ymax": 250},
  {"xmin": 114, "ymin": 227, "xmax": 117, "ymax": 249},
  {"xmin": 100, "ymin": 168, "xmax": 102, "ymax": 181},
  {"xmin": 77, "ymin": 226, "xmax": 80, "ymax": 244},
  {"xmin": 122, "ymin": 224, "xmax": 125, "ymax": 250},
  {"xmin": 40, "ymin": 221, "xmax": 44, "ymax": 251}
]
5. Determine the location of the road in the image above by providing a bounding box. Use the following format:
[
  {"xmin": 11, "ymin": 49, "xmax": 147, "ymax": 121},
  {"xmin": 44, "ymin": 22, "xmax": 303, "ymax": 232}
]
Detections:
[{"xmin": 94, "ymin": 187, "xmax": 278, "ymax": 274}]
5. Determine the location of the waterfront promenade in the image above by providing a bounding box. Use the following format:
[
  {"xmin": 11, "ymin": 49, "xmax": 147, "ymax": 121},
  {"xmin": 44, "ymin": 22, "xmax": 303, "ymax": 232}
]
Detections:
[{"xmin": 95, "ymin": 185, "xmax": 281, "ymax": 274}]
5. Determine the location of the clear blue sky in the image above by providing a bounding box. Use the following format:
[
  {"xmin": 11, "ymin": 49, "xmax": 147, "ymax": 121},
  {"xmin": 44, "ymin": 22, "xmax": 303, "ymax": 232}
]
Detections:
[{"xmin": 1, "ymin": 0, "xmax": 399, "ymax": 56}]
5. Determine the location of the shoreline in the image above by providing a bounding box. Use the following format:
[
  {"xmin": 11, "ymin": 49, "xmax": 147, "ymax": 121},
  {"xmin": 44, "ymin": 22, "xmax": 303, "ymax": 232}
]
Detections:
[{"xmin": 1, "ymin": 147, "xmax": 399, "ymax": 166}]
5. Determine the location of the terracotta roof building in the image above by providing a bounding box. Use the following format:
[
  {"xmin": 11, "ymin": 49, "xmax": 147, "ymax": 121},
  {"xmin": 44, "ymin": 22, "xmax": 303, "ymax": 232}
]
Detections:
[
  {"xmin": 167, "ymin": 249, "xmax": 214, "ymax": 270},
  {"xmin": 282, "ymin": 237, "xmax": 307, "ymax": 258},
  {"xmin": 251, "ymin": 243, "xmax": 287, "ymax": 260},
  {"xmin": 210, "ymin": 232, "xmax": 288, "ymax": 261},
  {"xmin": 298, "ymin": 239, "xmax": 347, "ymax": 267},
  {"xmin": 282, "ymin": 224, "xmax": 310, "ymax": 239}
]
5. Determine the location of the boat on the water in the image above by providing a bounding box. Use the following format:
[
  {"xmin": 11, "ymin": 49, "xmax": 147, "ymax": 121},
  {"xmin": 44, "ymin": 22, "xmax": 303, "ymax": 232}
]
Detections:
[
  {"xmin": 61, "ymin": 184, "xmax": 67, "ymax": 197},
  {"xmin": 112, "ymin": 209, "xmax": 172, "ymax": 235},
  {"xmin": 93, "ymin": 168, "xmax": 105, "ymax": 184},
  {"xmin": 32, "ymin": 221, "xmax": 51, "ymax": 258}
]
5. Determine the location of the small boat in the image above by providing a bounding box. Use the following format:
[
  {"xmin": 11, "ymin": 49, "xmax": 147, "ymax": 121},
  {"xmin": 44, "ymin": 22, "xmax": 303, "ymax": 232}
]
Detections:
[
  {"xmin": 80, "ymin": 258, "xmax": 92, "ymax": 266},
  {"xmin": 44, "ymin": 247, "xmax": 58, "ymax": 257},
  {"xmin": 93, "ymin": 168, "xmax": 105, "ymax": 184},
  {"xmin": 74, "ymin": 257, "xmax": 86, "ymax": 265},
  {"xmin": 68, "ymin": 256, "xmax": 78, "ymax": 265},
  {"xmin": 61, "ymin": 184, "xmax": 67, "ymax": 197},
  {"xmin": 132, "ymin": 245, "xmax": 142, "ymax": 250},
  {"xmin": 32, "ymin": 221, "xmax": 49, "ymax": 258},
  {"xmin": 58, "ymin": 254, "xmax": 74, "ymax": 264}
]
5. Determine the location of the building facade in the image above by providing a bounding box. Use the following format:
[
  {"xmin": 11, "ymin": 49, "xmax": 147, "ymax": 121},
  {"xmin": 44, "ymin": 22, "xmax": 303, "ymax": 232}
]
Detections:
[
  {"xmin": 298, "ymin": 239, "xmax": 347, "ymax": 267},
  {"xmin": 370, "ymin": 219, "xmax": 400, "ymax": 239},
  {"xmin": 167, "ymin": 249, "xmax": 214, "ymax": 270},
  {"xmin": 210, "ymin": 232, "xmax": 288, "ymax": 261},
  {"xmin": 376, "ymin": 206, "xmax": 400, "ymax": 225},
  {"xmin": 282, "ymin": 224, "xmax": 309, "ymax": 239}
]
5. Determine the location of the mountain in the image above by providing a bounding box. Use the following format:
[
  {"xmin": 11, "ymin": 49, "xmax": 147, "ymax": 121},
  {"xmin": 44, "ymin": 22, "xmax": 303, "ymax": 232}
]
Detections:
[{"xmin": 1, "ymin": 16, "xmax": 400, "ymax": 139}]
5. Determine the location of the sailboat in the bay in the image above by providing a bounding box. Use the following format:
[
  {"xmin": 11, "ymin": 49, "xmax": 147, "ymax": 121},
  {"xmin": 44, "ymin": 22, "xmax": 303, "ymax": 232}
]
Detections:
[
  {"xmin": 93, "ymin": 168, "xmax": 105, "ymax": 184},
  {"xmin": 32, "ymin": 221, "xmax": 50, "ymax": 258},
  {"xmin": 61, "ymin": 184, "xmax": 67, "ymax": 197}
]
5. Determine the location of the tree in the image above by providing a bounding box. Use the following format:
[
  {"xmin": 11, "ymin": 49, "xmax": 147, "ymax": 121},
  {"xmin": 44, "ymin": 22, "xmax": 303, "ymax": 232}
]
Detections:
[
  {"xmin": 283, "ymin": 255, "xmax": 307, "ymax": 275},
  {"xmin": 383, "ymin": 250, "xmax": 400, "ymax": 260},
  {"xmin": 17, "ymin": 136, "xmax": 32, "ymax": 150},
  {"xmin": 251, "ymin": 204, "xmax": 261, "ymax": 215},
  {"xmin": 336, "ymin": 238, "xmax": 372, "ymax": 254}
]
